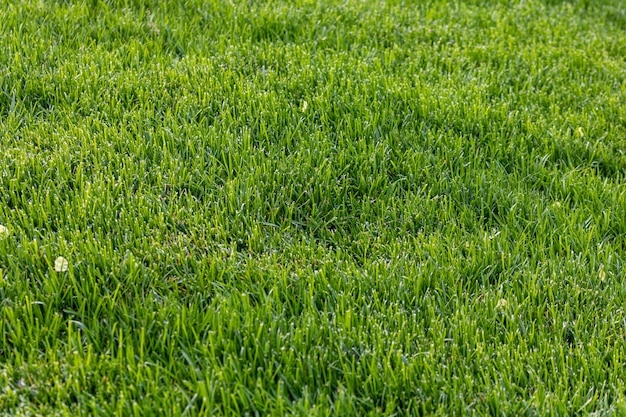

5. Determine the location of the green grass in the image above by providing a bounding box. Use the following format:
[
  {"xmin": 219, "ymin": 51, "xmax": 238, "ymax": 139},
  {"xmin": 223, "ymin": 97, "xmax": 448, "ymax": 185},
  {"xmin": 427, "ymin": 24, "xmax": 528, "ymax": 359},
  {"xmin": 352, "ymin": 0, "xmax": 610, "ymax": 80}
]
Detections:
[{"xmin": 1, "ymin": 0, "xmax": 626, "ymax": 414}]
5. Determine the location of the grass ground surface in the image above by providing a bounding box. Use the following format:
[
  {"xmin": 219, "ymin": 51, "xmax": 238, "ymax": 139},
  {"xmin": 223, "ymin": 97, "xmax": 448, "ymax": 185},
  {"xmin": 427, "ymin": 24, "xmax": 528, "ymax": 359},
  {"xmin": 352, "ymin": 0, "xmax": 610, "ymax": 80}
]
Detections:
[{"xmin": 1, "ymin": 0, "xmax": 626, "ymax": 415}]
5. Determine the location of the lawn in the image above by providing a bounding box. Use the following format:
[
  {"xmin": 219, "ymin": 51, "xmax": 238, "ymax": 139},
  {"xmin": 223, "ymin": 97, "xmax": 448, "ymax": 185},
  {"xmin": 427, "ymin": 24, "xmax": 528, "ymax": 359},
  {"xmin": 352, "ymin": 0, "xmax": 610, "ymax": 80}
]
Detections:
[{"xmin": 1, "ymin": 0, "xmax": 626, "ymax": 415}]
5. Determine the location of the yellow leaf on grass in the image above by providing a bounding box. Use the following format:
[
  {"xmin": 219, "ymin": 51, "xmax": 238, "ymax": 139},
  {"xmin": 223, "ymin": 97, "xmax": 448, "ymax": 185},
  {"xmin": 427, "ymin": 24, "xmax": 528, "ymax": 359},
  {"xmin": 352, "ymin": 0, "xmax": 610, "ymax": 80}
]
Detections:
[{"xmin": 54, "ymin": 256, "xmax": 69, "ymax": 272}]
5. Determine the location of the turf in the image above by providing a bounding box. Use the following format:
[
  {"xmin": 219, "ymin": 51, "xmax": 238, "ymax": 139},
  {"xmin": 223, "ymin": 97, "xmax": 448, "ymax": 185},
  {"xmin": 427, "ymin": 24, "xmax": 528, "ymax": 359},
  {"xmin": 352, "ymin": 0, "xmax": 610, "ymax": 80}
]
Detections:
[{"xmin": 1, "ymin": 0, "xmax": 626, "ymax": 415}]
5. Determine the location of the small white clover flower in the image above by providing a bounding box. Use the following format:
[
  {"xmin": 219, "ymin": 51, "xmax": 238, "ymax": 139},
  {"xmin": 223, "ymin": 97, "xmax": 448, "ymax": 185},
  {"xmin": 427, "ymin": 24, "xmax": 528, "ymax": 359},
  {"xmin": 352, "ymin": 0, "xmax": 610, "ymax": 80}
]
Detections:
[
  {"xmin": 54, "ymin": 256, "xmax": 69, "ymax": 272},
  {"xmin": 496, "ymin": 298, "xmax": 508, "ymax": 311},
  {"xmin": 0, "ymin": 225, "xmax": 8, "ymax": 239}
]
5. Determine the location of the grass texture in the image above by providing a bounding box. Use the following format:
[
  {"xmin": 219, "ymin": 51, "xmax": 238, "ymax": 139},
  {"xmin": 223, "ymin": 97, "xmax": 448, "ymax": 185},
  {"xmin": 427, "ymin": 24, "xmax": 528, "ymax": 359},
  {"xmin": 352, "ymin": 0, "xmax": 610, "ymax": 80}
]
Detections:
[{"xmin": 1, "ymin": 0, "xmax": 626, "ymax": 415}]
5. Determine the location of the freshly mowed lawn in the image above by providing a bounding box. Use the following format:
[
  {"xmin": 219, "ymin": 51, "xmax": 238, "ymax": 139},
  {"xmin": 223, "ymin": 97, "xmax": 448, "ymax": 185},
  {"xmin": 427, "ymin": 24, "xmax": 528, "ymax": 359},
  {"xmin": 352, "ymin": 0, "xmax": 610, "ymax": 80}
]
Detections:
[{"xmin": 1, "ymin": 0, "xmax": 626, "ymax": 414}]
